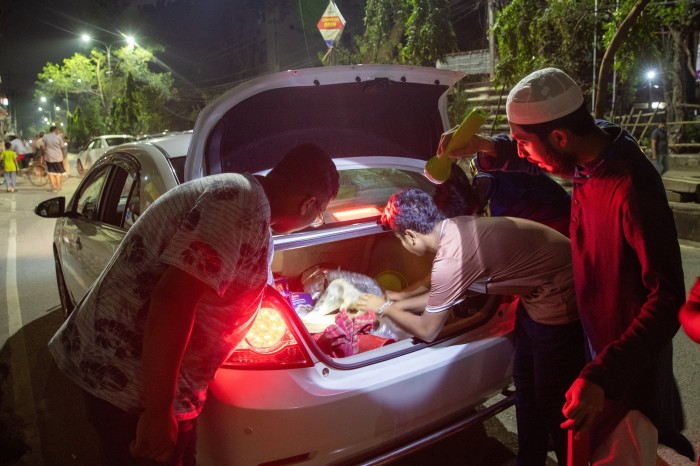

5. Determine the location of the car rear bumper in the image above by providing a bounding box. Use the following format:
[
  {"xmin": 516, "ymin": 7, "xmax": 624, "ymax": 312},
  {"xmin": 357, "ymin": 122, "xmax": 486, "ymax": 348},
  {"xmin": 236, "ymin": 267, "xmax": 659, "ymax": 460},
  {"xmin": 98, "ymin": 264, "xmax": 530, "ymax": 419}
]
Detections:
[{"xmin": 197, "ymin": 333, "xmax": 514, "ymax": 465}]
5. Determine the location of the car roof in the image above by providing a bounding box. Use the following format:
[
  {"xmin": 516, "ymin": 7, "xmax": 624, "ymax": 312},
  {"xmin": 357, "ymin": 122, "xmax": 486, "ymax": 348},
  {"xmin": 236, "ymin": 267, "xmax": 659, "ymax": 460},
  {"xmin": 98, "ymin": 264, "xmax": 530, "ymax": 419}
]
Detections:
[{"xmin": 124, "ymin": 132, "xmax": 192, "ymax": 160}]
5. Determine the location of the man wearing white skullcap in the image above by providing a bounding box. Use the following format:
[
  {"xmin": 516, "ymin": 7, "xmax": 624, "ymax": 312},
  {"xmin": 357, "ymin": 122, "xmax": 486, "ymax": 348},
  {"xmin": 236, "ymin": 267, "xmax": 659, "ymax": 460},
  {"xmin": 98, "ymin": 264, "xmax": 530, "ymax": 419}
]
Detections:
[{"xmin": 439, "ymin": 67, "xmax": 692, "ymax": 465}]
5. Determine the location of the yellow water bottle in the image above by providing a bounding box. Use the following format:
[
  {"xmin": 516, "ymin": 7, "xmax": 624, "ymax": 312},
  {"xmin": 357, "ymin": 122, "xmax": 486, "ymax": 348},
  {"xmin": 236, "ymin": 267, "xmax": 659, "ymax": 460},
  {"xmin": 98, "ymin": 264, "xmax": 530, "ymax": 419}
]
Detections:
[{"xmin": 424, "ymin": 107, "xmax": 488, "ymax": 184}]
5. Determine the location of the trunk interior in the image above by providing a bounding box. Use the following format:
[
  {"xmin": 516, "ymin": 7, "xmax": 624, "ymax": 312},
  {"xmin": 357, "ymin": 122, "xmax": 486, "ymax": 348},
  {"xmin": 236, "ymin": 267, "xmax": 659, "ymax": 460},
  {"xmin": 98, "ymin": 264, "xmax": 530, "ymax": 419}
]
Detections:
[{"xmin": 271, "ymin": 229, "xmax": 511, "ymax": 360}]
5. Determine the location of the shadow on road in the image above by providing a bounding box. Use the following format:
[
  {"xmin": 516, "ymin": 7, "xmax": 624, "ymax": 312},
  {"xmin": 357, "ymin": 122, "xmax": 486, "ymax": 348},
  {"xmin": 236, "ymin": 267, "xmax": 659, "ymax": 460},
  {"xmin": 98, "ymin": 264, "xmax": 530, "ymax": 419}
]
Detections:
[{"xmin": 0, "ymin": 308, "xmax": 98, "ymax": 466}]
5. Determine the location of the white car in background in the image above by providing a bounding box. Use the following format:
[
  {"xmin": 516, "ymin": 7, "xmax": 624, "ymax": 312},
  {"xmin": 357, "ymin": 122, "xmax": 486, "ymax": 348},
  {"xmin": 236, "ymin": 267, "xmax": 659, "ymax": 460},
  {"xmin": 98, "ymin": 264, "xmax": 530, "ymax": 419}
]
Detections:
[
  {"xmin": 76, "ymin": 134, "xmax": 137, "ymax": 175},
  {"xmin": 36, "ymin": 65, "xmax": 516, "ymax": 466}
]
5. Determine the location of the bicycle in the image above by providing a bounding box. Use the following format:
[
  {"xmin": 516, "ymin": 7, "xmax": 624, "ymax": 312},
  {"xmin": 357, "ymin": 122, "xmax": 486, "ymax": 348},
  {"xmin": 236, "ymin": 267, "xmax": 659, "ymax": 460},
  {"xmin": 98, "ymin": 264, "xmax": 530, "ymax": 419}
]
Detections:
[{"xmin": 20, "ymin": 157, "xmax": 49, "ymax": 186}]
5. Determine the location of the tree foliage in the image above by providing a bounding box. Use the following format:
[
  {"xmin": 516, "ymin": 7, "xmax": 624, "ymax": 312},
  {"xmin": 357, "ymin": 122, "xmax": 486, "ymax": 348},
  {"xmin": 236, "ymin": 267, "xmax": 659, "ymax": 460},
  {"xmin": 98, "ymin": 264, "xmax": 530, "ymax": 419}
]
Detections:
[
  {"xmin": 493, "ymin": 0, "xmax": 598, "ymax": 91},
  {"xmin": 336, "ymin": 0, "xmax": 457, "ymax": 65},
  {"xmin": 35, "ymin": 44, "xmax": 186, "ymax": 139},
  {"xmin": 492, "ymin": 0, "xmax": 700, "ymax": 124}
]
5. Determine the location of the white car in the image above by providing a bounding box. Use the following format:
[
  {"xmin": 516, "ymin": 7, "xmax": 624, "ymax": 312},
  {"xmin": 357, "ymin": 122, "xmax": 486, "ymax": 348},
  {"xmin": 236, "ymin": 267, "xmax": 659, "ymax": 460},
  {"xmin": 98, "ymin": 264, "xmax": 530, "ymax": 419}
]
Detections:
[
  {"xmin": 76, "ymin": 134, "xmax": 137, "ymax": 175},
  {"xmin": 36, "ymin": 65, "xmax": 516, "ymax": 465}
]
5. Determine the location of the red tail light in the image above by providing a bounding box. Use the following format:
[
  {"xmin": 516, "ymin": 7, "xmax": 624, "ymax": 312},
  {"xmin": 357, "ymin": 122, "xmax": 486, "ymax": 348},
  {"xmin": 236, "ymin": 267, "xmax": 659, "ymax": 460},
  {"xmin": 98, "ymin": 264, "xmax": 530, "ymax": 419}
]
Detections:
[{"xmin": 224, "ymin": 288, "xmax": 314, "ymax": 369}]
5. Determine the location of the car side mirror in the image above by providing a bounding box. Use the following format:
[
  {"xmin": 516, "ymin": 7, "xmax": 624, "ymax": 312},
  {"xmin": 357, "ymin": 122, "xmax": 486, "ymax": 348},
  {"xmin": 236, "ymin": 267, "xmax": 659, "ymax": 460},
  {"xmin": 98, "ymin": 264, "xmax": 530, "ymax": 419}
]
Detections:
[{"xmin": 35, "ymin": 197, "xmax": 67, "ymax": 218}]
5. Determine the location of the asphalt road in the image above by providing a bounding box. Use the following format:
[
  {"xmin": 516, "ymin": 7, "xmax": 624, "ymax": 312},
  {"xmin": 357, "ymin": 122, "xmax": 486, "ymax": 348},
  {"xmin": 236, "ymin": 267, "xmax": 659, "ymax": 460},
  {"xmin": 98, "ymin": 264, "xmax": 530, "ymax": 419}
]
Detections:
[{"xmin": 0, "ymin": 159, "xmax": 698, "ymax": 466}]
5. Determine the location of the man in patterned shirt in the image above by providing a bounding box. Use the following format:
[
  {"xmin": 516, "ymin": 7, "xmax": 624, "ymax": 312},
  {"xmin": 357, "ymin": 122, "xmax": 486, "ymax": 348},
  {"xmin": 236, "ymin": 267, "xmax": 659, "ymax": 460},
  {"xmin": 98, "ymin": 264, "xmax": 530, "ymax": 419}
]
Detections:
[{"xmin": 49, "ymin": 143, "xmax": 339, "ymax": 465}]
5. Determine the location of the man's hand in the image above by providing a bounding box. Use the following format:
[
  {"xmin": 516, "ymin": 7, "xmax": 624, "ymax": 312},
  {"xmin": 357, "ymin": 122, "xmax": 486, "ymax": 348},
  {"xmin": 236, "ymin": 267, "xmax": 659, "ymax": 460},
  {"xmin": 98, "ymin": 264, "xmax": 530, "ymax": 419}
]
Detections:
[
  {"xmin": 561, "ymin": 378, "xmax": 605, "ymax": 436},
  {"xmin": 437, "ymin": 130, "xmax": 496, "ymax": 160},
  {"xmin": 130, "ymin": 408, "xmax": 178, "ymax": 462},
  {"xmin": 354, "ymin": 294, "xmax": 386, "ymax": 314}
]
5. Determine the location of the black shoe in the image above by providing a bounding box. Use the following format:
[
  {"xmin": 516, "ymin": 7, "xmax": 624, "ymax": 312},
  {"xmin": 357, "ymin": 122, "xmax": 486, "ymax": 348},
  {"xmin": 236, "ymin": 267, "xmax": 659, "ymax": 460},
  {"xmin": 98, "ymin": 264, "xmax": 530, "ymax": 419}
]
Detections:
[{"xmin": 659, "ymin": 430, "xmax": 696, "ymax": 461}]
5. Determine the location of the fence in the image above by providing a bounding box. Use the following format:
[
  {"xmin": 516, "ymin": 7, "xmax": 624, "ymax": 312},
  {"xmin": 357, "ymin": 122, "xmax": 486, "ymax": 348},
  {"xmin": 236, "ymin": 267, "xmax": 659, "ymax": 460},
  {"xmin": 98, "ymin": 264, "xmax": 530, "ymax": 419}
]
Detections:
[{"xmin": 455, "ymin": 81, "xmax": 700, "ymax": 154}]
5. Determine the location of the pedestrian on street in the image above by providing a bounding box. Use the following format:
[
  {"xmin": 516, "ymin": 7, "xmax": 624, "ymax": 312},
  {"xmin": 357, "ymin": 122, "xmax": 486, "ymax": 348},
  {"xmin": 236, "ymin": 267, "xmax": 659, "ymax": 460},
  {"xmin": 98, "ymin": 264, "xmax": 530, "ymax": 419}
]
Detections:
[
  {"xmin": 439, "ymin": 67, "xmax": 693, "ymax": 465},
  {"xmin": 355, "ymin": 188, "xmax": 585, "ymax": 466},
  {"xmin": 651, "ymin": 119, "xmax": 669, "ymax": 174},
  {"xmin": 61, "ymin": 133, "xmax": 71, "ymax": 177},
  {"xmin": 2, "ymin": 141, "xmax": 18, "ymax": 192},
  {"xmin": 9, "ymin": 134, "xmax": 30, "ymax": 169},
  {"xmin": 42, "ymin": 126, "xmax": 67, "ymax": 192},
  {"xmin": 32, "ymin": 132, "xmax": 45, "ymax": 164},
  {"xmin": 48, "ymin": 143, "xmax": 339, "ymax": 466}
]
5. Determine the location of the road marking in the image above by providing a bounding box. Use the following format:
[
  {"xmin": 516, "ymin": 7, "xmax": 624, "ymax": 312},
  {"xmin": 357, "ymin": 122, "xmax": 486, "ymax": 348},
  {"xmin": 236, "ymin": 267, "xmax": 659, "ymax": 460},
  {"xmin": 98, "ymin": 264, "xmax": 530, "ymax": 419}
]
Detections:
[
  {"xmin": 6, "ymin": 209, "xmax": 43, "ymax": 463},
  {"xmin": 7, "ymin": 217, "xmax": 22, "ymax": 334}
]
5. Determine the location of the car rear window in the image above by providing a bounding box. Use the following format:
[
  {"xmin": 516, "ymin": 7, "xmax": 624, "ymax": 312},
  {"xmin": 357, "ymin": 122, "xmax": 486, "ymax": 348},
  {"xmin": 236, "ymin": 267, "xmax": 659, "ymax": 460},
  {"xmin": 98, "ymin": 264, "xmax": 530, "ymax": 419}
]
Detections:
[
  {"xmin": 105, "ymin": 137, "xmax": 136, "ymax": 146},
  {"xmin": 323, "ymin": 167, "xmax": 434, "ymax": 226}
]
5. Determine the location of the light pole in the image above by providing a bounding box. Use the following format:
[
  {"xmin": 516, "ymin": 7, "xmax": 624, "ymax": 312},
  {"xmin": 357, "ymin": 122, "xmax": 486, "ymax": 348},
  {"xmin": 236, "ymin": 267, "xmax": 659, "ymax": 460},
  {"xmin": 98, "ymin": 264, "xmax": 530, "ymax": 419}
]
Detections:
[
  {"xmin": 80, "ymin": 33, "xmax": 136, "ymax": 76},
  {"xmin": 646, "ymin": 70, "xmax": 656, "ymax": 109}
]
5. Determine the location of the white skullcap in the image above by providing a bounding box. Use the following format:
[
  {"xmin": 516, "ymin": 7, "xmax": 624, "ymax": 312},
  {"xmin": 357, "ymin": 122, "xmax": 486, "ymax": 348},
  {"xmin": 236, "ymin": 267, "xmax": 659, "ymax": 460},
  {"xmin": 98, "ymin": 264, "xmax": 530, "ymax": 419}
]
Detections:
[{"xmin": 506, "ymin": 68, "xmax": 584, "ymax": 125}]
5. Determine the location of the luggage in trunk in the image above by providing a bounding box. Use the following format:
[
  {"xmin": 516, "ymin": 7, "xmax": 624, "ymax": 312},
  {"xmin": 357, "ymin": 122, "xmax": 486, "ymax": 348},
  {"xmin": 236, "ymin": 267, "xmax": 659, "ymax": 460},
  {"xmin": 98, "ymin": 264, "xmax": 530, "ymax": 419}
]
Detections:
[{"xmin": 271, "ymin": 229, "xmax": 514, "ymax": 359}]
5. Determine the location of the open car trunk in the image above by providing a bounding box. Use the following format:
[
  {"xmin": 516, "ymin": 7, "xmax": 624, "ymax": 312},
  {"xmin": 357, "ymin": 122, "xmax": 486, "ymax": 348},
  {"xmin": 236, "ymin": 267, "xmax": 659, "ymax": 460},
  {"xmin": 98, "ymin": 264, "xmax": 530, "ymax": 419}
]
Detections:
[{"xmin": 271, "ymin": 229, "xmax": 516, "ymax": 360}]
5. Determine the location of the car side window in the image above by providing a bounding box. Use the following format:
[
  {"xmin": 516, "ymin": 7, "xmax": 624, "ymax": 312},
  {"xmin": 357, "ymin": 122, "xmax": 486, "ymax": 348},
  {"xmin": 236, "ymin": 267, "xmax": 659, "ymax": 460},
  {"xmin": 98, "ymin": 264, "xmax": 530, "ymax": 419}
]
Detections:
[
  {"xmin": 120, "ymin": 172, "xmax": 140, "ymax": 229},
  {"xmin": 87, "ymin": 139, "xmax": 98, "ymax": 150},
  {"xmin": 75, "ymin": 167, "xmax": 109, "ymax": 221}
]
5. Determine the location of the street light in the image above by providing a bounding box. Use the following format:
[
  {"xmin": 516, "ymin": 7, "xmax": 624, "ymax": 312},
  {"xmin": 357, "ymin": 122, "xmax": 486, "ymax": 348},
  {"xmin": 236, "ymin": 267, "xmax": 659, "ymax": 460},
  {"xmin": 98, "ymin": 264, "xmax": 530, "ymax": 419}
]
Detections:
[
  {"xmin": 646, "ymin": 70, "xmax": 656, "ymax": 109},
  {"xmin": 81, "ymin": 33, "xmax": 136, "ymax": 76}
]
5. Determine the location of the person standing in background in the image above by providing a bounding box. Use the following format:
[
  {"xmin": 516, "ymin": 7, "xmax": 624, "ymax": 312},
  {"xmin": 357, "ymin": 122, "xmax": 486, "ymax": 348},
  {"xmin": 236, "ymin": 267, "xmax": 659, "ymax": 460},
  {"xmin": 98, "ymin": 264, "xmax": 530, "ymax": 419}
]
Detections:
[
  {"xmin": 651, "ymin": 119, "xmax": 669, "ymax": 174},
  {"xmin": 33, "ymin": 132, "xmax": 45, "ymax": 164},
  {"xmin": 61, "ymin": 132, "xmax": 71, "ymax": 177},
  {"xmin": 9, "ymin": 134, "xmax": 29, "ymax": 169},
  {"xmin": 2, "ymin": 141, "xmax": 18, "ymax": 192},
  {"xmin": 42, "ymin": 126, "xmax": 67, "ymax": 192}
]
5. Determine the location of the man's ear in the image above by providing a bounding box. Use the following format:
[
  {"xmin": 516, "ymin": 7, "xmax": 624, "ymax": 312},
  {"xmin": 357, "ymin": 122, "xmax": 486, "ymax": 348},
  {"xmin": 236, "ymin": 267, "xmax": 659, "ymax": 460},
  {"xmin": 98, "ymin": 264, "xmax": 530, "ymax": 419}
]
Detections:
[
  {"xmin": 299, "ymin": 195, "xmax": 315, "ymax": 215},
  {"xmin": 549, "ymin": 129, "xmax": 569, "ymax": 149},
  {"xmin": 404, "ymin": 229, "xmax": 418, "ymax": 245}
]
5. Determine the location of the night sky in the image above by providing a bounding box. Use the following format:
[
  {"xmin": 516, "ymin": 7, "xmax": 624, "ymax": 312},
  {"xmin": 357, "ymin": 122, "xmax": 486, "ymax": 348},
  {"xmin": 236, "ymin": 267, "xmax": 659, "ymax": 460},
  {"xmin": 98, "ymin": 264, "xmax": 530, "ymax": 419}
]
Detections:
[{"xmin": 0, "ymin": 0, "xmax": 488, "ymax": 135}]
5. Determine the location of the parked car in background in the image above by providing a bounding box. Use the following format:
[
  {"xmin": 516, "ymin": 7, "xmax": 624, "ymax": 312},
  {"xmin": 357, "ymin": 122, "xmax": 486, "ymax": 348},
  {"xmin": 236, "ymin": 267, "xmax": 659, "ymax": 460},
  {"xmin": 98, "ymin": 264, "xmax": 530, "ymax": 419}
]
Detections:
[
  {"xmin": 75, "ymin": 134, "xmax": 137, "ymax": 175},
  {"xmin": 36, "ymin": 65, "xmax": 516, "ymax": 466}
]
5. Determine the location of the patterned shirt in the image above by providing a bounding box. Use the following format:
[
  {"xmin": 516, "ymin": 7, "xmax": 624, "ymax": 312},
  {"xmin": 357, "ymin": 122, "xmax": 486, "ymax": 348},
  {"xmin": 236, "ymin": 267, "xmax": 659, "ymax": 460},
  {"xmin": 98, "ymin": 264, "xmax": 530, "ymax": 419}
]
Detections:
[{"xmin": 49, "ymin": 173, "xmax": 272, "ymax": 420}]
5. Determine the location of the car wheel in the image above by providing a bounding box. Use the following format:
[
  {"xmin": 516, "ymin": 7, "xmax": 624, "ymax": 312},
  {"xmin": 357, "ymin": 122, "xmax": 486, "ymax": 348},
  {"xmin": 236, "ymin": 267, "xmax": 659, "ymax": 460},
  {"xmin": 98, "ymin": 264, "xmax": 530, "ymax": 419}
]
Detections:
[
  {"xmin": 76, "ymin": 158, "xmax": 84, "ymax": 176},
  {"xmin": 54, "ymin": 247, "xmax": 75, "ymax": 318}
]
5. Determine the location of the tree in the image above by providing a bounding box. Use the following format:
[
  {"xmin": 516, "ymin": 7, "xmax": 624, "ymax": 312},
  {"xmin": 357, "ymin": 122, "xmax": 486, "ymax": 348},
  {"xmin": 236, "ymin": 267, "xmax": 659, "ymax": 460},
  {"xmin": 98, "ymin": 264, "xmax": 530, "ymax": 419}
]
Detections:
[
  {"xmin": 402, "ymin": 0, "xmax": 458, "ymax": 66},
  {"xmin": 336, "ymin": 0, "xmax": 457, "ymax": 66},
  {"xmin": 493, "ymin": 0, "xmax": 599, "ymax": 90},
  {"xmin": 111, "ymin": 73, "xmax": 141, "ymax": 135},
  {"xmin": 35, "ymin": 45, "xmax": 181, "ymax": 137},
  {"xmin": 492, "ymin": 0, "xmax": 700, "ymax": 127},
  {"xmin": 69, "ymin": 106, "xmax": 90, "ymax": 149},
  {"xmin": 594, "ymin": 0, "xmax": 650, "ymax": 118}
]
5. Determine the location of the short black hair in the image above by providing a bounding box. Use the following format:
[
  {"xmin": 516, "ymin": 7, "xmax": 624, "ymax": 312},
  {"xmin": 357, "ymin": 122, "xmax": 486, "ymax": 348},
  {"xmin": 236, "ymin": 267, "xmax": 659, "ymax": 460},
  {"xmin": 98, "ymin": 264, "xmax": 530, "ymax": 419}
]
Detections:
[
  {"xmin": 269, "ymin": 143, "xmax": 340, "ymax": 201},
  {"xmin": 433, "ymin": 164, "xmax": 483, "ymax": 217},
  {"xmin": 517, "ymin": 103, "xmax": 597, "ymax": 140},
  {"xmin": 382, "ymin": 188, "xmax": 446, "ymax": 236},
  {"xmin": 4, "ymin": 142, "xmax": 11, "ymax": 150}
]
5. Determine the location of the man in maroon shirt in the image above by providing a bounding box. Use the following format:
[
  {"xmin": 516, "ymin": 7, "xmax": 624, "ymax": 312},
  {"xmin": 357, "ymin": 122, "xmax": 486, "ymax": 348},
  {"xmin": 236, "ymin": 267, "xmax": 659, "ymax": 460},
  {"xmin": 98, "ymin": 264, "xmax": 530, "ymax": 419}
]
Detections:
[{"xmin": 439, "ymin": 68, "xmax": 693, "ymax": 464}]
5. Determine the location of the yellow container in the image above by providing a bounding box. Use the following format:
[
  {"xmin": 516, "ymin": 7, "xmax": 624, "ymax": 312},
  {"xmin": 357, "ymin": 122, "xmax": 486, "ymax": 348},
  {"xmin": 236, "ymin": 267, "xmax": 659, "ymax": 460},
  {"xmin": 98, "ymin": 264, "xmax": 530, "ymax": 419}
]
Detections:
[{"xmin": 424, "ymin": 107, "xmax": 487, "ymax": 184}]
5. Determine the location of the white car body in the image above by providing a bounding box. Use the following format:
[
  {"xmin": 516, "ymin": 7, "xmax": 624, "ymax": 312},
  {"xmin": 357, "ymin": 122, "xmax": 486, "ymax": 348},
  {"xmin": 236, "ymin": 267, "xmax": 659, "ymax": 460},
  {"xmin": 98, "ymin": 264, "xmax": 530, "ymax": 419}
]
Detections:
[
  {"xmin": 76, "ymin": 134, "xmax": 137, "ymax": 175},
  {"xmin": 37, "ymin": 65, "xmax": 516, "ymax": 466}
]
